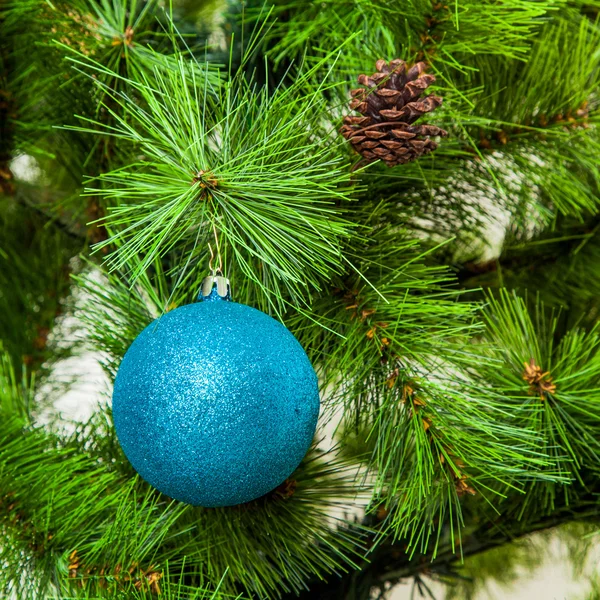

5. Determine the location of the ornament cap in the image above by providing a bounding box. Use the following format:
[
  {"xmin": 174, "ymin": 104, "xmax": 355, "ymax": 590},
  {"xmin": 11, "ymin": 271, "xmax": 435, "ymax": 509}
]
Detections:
[{"xmin": 199, "ymin": 275, "xmax": 231, "ymax": 302}]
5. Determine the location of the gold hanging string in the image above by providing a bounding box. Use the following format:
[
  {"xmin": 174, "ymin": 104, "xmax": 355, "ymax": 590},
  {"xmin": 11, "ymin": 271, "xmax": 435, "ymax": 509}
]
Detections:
[{"xmin": 208, "ymin": 222, "xmax": 223, "ymax": 275}]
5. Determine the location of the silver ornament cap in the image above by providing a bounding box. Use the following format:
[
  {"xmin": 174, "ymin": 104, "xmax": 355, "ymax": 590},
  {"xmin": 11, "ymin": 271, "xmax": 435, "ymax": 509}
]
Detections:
[{"xmin": 199, "ymin": 274, "xmax": 231, "ymax": 302}]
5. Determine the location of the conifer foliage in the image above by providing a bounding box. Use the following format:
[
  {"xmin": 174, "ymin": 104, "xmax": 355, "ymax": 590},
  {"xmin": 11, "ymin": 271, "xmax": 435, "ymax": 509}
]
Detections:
[{"xmin": 2, "ymin": 0, "xmax": 600, "ymax": 599}]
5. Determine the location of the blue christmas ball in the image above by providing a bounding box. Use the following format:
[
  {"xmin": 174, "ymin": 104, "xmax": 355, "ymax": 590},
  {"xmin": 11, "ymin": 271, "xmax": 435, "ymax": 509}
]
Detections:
[{"xmin": 112, "ymin": 279, "xmax": 320, "ymax": 507}]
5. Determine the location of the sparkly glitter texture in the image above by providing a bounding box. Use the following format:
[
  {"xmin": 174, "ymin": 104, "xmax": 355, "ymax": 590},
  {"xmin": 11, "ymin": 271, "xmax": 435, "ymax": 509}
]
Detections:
[{"xmin": 112, "ymin": 296, "xmax": 320, "ymax": 507}]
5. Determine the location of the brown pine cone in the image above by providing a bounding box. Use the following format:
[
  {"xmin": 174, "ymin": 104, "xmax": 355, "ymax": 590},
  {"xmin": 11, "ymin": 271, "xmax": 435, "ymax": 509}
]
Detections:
[{"xmin": 341, "ymin": 59, "xmax": 448, "ymax": 167}]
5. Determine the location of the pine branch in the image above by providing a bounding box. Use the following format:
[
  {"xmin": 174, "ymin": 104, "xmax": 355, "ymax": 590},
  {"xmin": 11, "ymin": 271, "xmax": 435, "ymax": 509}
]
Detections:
[
  {"xmin": 0, "ymin": 348, "xmax": 368, "ymax": 599},
  {"xmin": 1, "ymin": 0, "xmax": 222, "ymax": 241},
  {"xmin": 58, "ymin": 568, "xmax": 244, "ymax": 600},
  {"xmin": 5, "ymin": 1, "xmax": 600, "ymax": 598},
  {"xmin": 281, "ymin": 210, "xmax": 564, "ymax": 555},
  {"xmin": 73, "ymin": 206, "xmax": 573, "ymax": 559},
  {"xmin": 478, "ymin": 289, "xmax": 600, "ymax": 517},
  {"xmin": 279, "ymin": 484, "xmax": 600, "ymax": 600},
  {"xmin": 249, "ymin": 0, "xmax": 553, "ymax": 70},
  {"xmin": 455, "ymin": 213, "xmax": 600, "ymax": 326},
  {"xmin": 464, "ymin": 7, "xmax": 600, "ymax": 129},
  {"xmin": 0, "ymin": 195, "xmax": 80, "ymax": 374},
  {"xmin": 63, "ymin": 37, "xmax": 362, "ymax": 312}
]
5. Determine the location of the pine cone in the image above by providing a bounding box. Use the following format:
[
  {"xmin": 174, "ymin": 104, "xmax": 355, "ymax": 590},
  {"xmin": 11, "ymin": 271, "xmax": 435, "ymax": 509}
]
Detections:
[{"xmin": 341, "ymin": 59, "xmax": 448, "ymax": 167}]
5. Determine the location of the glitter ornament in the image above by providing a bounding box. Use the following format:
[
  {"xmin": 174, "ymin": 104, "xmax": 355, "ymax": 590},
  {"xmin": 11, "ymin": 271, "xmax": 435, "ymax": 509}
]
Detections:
[{"xmin": 112, "ymin": 275, "xmax": 320, "ymax": 507}]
